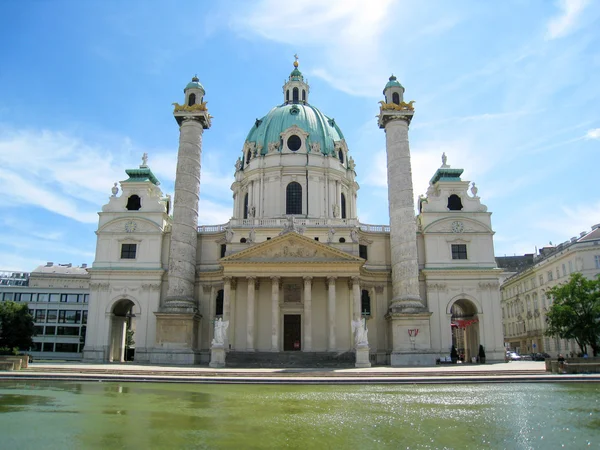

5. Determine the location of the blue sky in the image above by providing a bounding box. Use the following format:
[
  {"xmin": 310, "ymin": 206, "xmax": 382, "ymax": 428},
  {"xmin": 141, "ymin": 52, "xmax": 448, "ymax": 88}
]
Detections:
[{"xmin": 0, "ymin": 0, "xmax": 599, "ymax": 271}]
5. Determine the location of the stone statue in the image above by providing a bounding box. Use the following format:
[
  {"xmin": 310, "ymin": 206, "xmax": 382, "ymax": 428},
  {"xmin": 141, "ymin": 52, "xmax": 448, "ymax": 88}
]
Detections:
[
  {"xmin": 211, "ymin": 318, "xmax": 229, "ymax": 347},
  {"xmin": 441, "ymin": 152, "xmax": 448, "ymax": 167},
  {"xmin": 225, "ymin": 226, "xmax": 234, "ymax": 243},
  {"xmin": 310, "ymin": 142, "xmax": 321, "ymax": 154},
  {"xmin": 351, "ymin": 318, "xmax": 369, "ymax": 347},
  {"xmin": 471, "ymin": 182, "xmax": 478, "ymax": 197},
  {"xmin": 235, "ymin": 158, "xmax": 242, "ymax": 172},
  {"xmin": 327, "ymin": 228, "xmax": 336, "ymax": 243},
  {"xmin": 350, "ymin": 228, "xmax": 359, "ymax": 243},
  {"xmin": 279, "ymin": 215, "xmax": 296, "ymax": 235},
  {"xmin": 141, "ymin": 152, "xmax": 148, "ymax": 167},
  {"xmin": 248, "ymin": 228, "xmax": 256, "ymax": 244},
  {"xmin": 268, "ymin": 141, "xmax": 280, "ymax": 153},
  {"xmin": 111, "ymin": 182, "xmax": 119, "ymax": 197},
  {"xmin": 332, "ymin": 204, "xmax": 340, "ymax": 218},
  {"xmin": 348, "ymin": 157, "xmax": 356, "ymax": 171}
]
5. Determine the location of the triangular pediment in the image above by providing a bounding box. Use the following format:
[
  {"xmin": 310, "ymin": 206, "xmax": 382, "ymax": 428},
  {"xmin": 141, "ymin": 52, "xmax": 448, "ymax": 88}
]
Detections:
[{"xmin": 221, "ymin": 232, "xmax": 364, "ymax": 265}]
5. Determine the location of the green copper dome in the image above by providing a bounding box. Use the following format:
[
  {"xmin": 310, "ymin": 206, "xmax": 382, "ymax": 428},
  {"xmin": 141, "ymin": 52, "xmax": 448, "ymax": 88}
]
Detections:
[
  {"xmin": 245, "ymin": 103, "xmax": 344, "ymax": 156},
  {"xmin": 383, "ymin": 74, "xmax": 403, "ymax": 93},
  {"xmin": 185, "ymin": 76, "xmax": 204, "ymax": 92}
]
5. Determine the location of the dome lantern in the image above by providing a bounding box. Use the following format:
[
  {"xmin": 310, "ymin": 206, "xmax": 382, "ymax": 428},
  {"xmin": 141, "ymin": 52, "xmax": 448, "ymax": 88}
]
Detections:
[
  {"xmin": 383, "ymin": 74, "xmax": 405, "ymax": 105},
  {"xmin": 283, "ymin": 54, "xmax": 310, "ymax": 105}
]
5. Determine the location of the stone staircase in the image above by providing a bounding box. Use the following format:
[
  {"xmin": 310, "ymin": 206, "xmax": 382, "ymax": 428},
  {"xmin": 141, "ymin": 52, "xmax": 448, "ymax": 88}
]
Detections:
[{"xmin": 224, "ymin": 351, "xmax": 355, "ymax": 368}]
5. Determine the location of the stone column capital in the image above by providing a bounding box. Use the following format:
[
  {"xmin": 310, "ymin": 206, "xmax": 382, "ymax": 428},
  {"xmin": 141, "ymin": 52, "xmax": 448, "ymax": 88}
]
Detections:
[
  {"xmin": 303, "ymin": 276, "xmax": 313, "ymax": 285},
  {"xmin": 246, "ymin": 276, "xmax": 256, "ymax": 283},
  {"xmin": 270, "ymin": 276, "xmax": 281, "ymax": 284},
  {"xmin": 327, "ymin": 276, "xmax": 337, "ymax": 286}
]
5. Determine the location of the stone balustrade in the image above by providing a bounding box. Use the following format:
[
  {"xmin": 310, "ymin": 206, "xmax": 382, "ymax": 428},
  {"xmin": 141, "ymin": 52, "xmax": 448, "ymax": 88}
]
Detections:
[{"xmin": 197, "ymin": 220, "xmax": 390, "ymax": 233}]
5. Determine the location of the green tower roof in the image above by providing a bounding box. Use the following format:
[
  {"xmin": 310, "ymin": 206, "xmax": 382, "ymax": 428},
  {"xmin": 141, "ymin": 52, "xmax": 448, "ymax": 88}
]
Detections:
[
  {"xmin": 383, "ymin": 74, "xmax": 403, "ymax": 93},
  {"xmin": 185, "ymin": 75, "xmax": 204, "ymax": 92},
  {"xmin": 123, "ymin": 167, "xmax": 160, "ymax": 186}
]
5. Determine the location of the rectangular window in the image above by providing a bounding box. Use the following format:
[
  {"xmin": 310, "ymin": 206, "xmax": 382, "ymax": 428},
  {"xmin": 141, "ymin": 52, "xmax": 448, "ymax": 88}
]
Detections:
[
  {"xmin": 359, "ymin": 245, "xmax": 368, "ymax": 260},
  {"xmin": 45, "ymin": 326, "xmax": 56, "ymax": 335},
  {"xmin": 14, "ymin": 293, "xmax": 21, "ymax": 301},
  {"xmin": 3, "ymin": 292, "xmax": 14, "ymax": 301},
  {"xmin": 547, "ymin": 271, "xmax": 553, "ymax": 282},
  {"xmin": 82, "ymin": 310, "xmax": 88, "ymax": 324},
  {"xmin": 556, "ymin": 268, "xmax": 560, "ymax": 279},
  {"xmin": 21, "ymin": 293, "xmax": 32, "ymax": 302},
  {"xmin": 562, "ymin": 264, "xmax": 567, "ymax": 277},
  {"xmin": 215, "ymin": 289, "xmax": 224, "ymax": 316},
  {"xmin": 83, "ymin": 294, "xmax": 89, "ymax": 303},
  {"xmin": 451, "ymin": 244, "xmax": 468, "ymax": 260},
  {"xmin": 220, "ymin": 244, "xmax": 227, "ymax": 258},
  {"xmin": 31, "ymin": 342, "xmax": 42, "ymax": 352},
  {"xmin": 49, "ymin": 293, "xmax": 60, "ymax": 302},
  {"xmin": 595, "ymin": 255, "xmax": 600, "ymax": 269},
  {"xmin": 43, "ymin": 342, "xmax": 55, "ymax": 352},
  {"xmin": 34, "ymin": 310, "xmax": 46, "ymax": 322},
  {"xmin": 568, "ymin": 260, "xmax": 573, "ymax": 273},
  {"xmin": 57, "ymin": 326, "xmax": 80, "ymax": 336},
  {"xmin": 66, "ymin": 294, "xmax": 78, "ymax": 303},
  {"xmin": 121, "ymin": 243, "xmax": 137, "ymax": 259},
  {"xmin": 59, "ymin": 310, "xmax": 81, "ymax": 324},
  {"xmin": 55, "ymin": 343, "xmax": 79, "ymax": 352},
  {"xmin": 361, "ymin": 290, "xmax": 371, "ymax": 316},
  {"xmin": 34, "ymin": 325, "xmax": 44, "ymax": 335},
  {"xmin": 38, "ymin": 293, "xmax": 49, "ymax": 302},
  {"xmin": 46, "ymin": 309, "xmax": 58, "ymax": 323},
  {"xmin": 539, "ymin": 275, "xmax": 544, "ymax": 286}
]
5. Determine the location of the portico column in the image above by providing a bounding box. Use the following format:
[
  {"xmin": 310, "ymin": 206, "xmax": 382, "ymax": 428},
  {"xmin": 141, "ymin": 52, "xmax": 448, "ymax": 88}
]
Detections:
[
  {"xmin": 246, "ymin": 277, "xmax": 256, "ymax": 351},
  {"xmin": 223, "ymin": 277, "xmax": 232, "ymax": 348},
  {"xmin": 271, "ymin": 276, "xmax": 280, "ymax": 351},
  {"xmin": 303, "ymin": 276, "xmax": 313, "ymax": 351},
  {"xmin": 352, "ymin": 276, "xmax": 361, "ymax": 320},
  {"xmin": 327, "ymin": 276, "xmax": 337, "ymax": 351}
]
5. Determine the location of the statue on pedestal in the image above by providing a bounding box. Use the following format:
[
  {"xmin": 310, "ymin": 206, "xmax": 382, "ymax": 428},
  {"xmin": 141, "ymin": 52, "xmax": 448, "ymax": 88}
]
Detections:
[
  {"xmin": 351, "ymin": 317, "xmax": 369, "ymax": 347},
  {"xmin": 211, "ymin": 318, "xmax": 229, "ymax": 347}
]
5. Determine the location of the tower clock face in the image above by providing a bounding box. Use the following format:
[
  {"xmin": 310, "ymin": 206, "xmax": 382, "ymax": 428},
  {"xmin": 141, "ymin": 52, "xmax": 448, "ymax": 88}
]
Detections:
[
  {"xmin": 451, "ymin": 221, "xmax": 464, "ymax": 233},
  {"xmin": 124, "ymin": 220, "xmax": 137, "ymax": 233}
]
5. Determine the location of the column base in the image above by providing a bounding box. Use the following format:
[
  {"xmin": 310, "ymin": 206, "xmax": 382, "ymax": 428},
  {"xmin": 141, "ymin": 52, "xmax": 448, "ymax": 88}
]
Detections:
[
  {"xmin": 209, "ymin": 346, "xmax": 226, "ymax": 368},
  {"xmin": 389, "ymin": 295, "xmax": 428, "ymax": 314},
  {"xmin": 160, "ymin": 297, "xmax": 199, "ymax": 314},
  {"xmin": 154, "ymin": 312, "xmax": 201, "ymax": 354},
  {"xmin": 386, "ymin": 311, "xmax": 433, "ymax": 353},
  {"xmin": 355, "ymin": 345, "xmax": 371, "ymax": 368},
  {"xmin": 390, "ymin": 351, "xmax": 438, "ymax": 367}
]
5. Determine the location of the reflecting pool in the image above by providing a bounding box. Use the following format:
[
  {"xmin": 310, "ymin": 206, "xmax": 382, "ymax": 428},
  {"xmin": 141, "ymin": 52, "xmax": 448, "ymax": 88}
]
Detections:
[{"xmin": 0, "ymin": 381, "xmax": 598, "ymax": 449}]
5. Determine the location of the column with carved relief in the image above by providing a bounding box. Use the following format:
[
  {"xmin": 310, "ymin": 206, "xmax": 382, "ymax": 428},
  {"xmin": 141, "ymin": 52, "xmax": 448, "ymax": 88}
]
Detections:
[
  {"xmin": 327, "ymin": 277, "xmax": 337, "ymax": 351},
  {"xmin": 351, "ymin": 277, "xmax": 361, "ymax": 320},
  {"xmin": 303, "ymin": 276, "xmax": 313, "ymax": 351},
  {"xmin": 271, "ymin": 276, "xmax": 280, "ymax": 351}
]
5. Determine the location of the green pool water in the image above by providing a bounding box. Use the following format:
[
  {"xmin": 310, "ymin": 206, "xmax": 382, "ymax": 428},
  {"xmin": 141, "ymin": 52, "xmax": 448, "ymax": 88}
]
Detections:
[{"xmin": 0, "ymin": 381, "xmax": 598, "ymax": 449}]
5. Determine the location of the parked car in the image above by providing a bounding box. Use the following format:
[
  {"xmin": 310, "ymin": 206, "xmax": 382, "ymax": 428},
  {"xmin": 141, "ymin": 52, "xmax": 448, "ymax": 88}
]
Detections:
[
  {"xmin": 531, "ymin": 352, "xmax": 551, "ymax": 361},
  {"xmin": 508, "ymin": 352, "xmax": 522, "ymax": 361},
  {"xmin": 520, "ymin": 354, "xmax": 532, "ymax": 361}
]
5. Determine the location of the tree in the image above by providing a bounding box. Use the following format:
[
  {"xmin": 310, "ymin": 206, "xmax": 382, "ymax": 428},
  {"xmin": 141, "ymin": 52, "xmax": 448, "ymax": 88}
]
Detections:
[
  {"xmin": 544, "ymin": 273, "xmax": 600, "ymax": 357},
  {"xmin": 0, "ymin": 301, "xmax": 35, "ymax": 351}
]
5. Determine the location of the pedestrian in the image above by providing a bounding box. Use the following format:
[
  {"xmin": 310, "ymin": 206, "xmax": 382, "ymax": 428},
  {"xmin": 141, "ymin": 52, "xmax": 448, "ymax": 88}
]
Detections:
[{"xmin": 557, "ymin": 353, "xmax": 566, "ymax": 373}]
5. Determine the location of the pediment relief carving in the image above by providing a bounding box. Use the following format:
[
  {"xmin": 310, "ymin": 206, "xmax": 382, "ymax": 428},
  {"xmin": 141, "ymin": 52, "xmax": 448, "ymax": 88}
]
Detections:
[
  {"xmin": 424, "ymin": 218, "xmax": 491, "ymax": 234},
  {"xmin": 99, "ymin": 218, "xmax": 163, "ymax": 234},
  {"xmin": 221, "ymin": 233, "xmax": 363, "ymax": 264}
]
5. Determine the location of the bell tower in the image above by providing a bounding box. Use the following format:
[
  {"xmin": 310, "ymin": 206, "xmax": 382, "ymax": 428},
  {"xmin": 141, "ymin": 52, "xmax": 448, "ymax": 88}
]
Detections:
[
  {"xmin": 152, "ymin": 76, "xmax": 211, "ymax": 364},
  {"xmin": 378, "ymin": 76, "xmax": 433, "ymax": 366}
]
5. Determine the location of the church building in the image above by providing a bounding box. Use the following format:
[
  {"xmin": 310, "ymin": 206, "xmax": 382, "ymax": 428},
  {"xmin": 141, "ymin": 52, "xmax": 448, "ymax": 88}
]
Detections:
[{"xmin": 83, "ymin": 60, "xmax": 505, "ymax": 366}]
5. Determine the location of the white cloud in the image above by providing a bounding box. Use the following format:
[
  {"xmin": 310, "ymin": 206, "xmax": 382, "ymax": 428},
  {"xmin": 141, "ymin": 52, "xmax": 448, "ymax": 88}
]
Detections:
[
  {"xmin": 535, "ymin": 200, "xmax": 600, "ymax": 238},
  {"xmin": 546, "ymin": 0, "xmax": 589, "ymax": 40},
  {"xmin": 585, "ymin": 128, "xmax": 600, "ymax": 139},
  {"xmin": 198, "ymin": 198, "xmax": 232, "ymax": 225}
]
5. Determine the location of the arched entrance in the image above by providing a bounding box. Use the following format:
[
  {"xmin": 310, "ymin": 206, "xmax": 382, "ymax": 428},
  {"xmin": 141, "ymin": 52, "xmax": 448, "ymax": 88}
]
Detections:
[
  {"xmin": 450, "ymin": 299, "xmax": 480, "ymax": 363},
  {"xmin": 109, "ymin": 299, "xmax": 136, "ymax": 362}
]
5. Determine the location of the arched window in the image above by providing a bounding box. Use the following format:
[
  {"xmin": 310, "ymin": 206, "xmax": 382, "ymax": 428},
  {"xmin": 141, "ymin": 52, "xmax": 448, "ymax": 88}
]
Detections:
[
  {"xmin": 338, "ymin": 149, "xmax": 344, "ymax": 164},
  {"xmin": 341, "ymin": 193, "xmax": 347, "ymax": 219},
  {"xmin": 246, "ymin": 150, "xmax": 251, "ymax": 164},
  {"xmin": 447, "ymin": 194, "xmax": 463, "ymax": 211},
  {"xmin": 243, "ymin": 193, "xmax": 249, "ymax": 219},
  {"xmin": 126, "ymin": 195, "xmax": 141, "ymax": 211},
  {"xmin": 188, "ymin": 93, "xmax": 196, "ymax": 106},
  {"xmin": 302, "ymin": 90, "xmax": 306, "ymax": 102},
  {"xmin": 286, "ymin": 90, "xmax": 290, "ymax": 102},
  {"xmin": 293, "ymin": 87, "xmax": 299, "ymax": 103},
  {"xmin": 392, "ymin": 92, "xmax": 400, "ymax": 105},
  {"xmin": 286, "ymin": 182, "xmax": 302, "ymax": 214}
]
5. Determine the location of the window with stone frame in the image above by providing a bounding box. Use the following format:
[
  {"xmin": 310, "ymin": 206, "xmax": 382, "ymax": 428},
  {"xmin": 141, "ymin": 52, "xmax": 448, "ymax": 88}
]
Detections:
[
  {"xmin": 188, "ymin": 93, "xmax": 196, "ymax": 106},
  {"xmin": 361, "ymin": 289, "xmax": 371, "ymax": 316},
  {"xmin": 341, "ymin": 193, "xmax": 347, "ymax": 219},
  {"xmin": 286, "ymin": 182, "xmax": 302, "ymax": 214},
  {"xmin": 215, "ymin": 289, "xmax": 224, "ymax": 316},
  {"xmin": 243, "ymin": 193, "xmax": 249, "ymax": 219},
  {"xmin": 451, "ymin": 244, "xmax": 467, "ymax": 260},
  {"xmin": 121, "ymin": 243, "xmax": 137, "ymax": 259},
  {"xmin": 359, "ymin": 244, "xmax": 368, "ymax": 260}
]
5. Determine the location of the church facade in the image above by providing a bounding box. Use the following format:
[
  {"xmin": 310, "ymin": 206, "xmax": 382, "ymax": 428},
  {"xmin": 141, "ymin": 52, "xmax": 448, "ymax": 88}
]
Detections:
[{"xmin": 83, "ymin": 61, "xmax": 505, "ymax": 366}]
